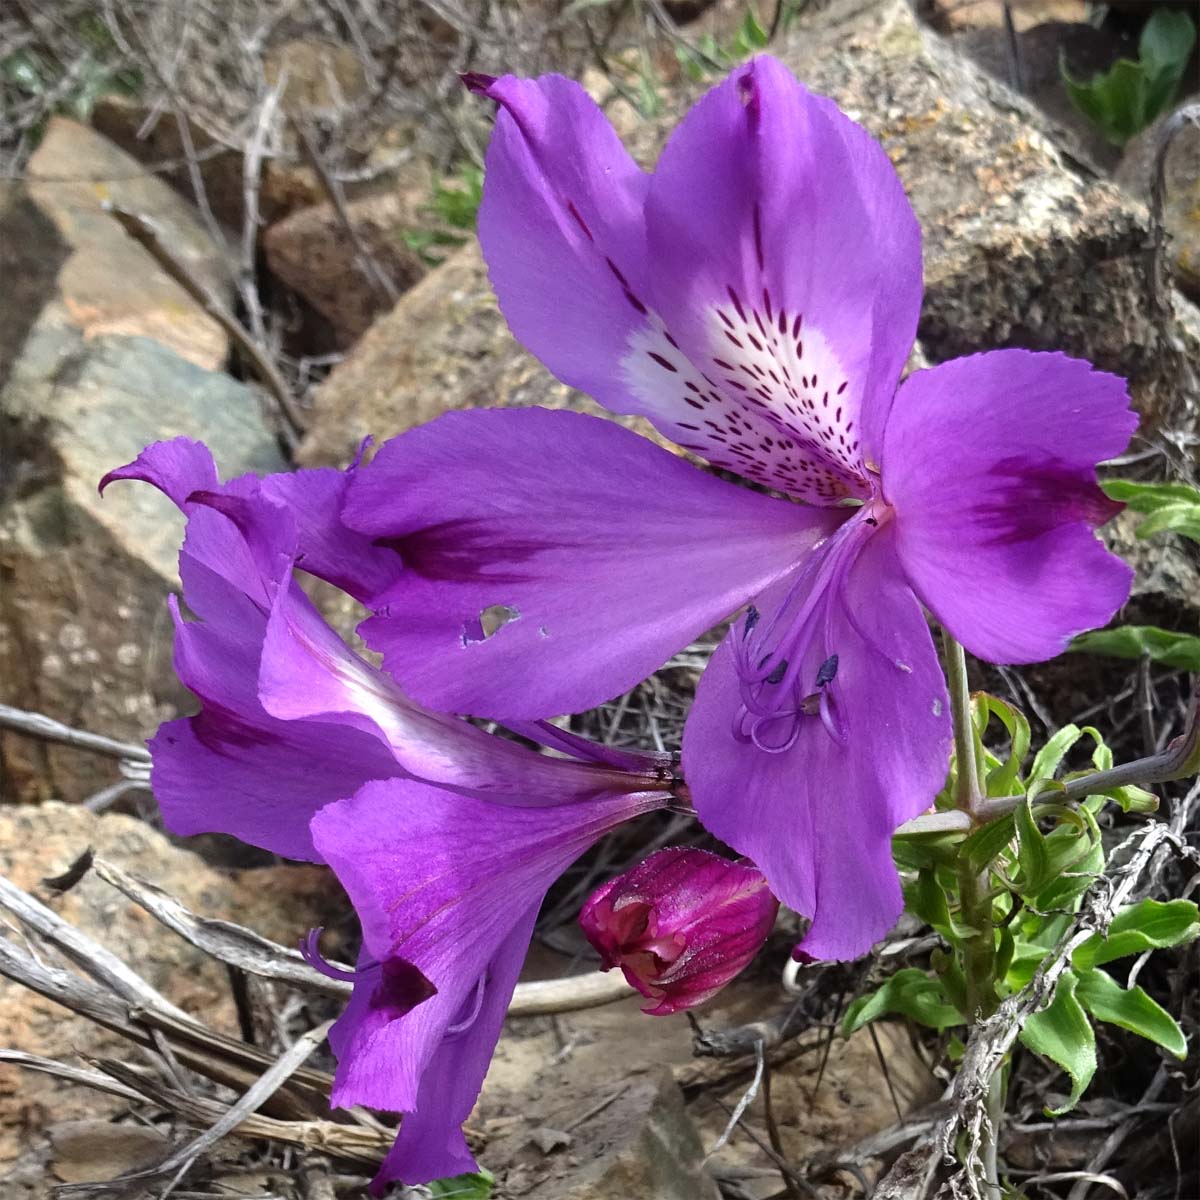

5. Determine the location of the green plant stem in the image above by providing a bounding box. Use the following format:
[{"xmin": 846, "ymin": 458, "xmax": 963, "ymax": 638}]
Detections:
[
  {"xmin": 942, "ymin": 631, "xmax": 999, "ymax": 1018},
  {"xmin": 943, "ymin": 630, "xmax": 982, "ymax": 814},
  {"xmin": 942, "ymin": 630, "xmax": 1003, "ymax": 1197}
]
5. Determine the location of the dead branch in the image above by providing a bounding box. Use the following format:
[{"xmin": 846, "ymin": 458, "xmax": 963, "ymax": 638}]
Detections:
[{"xmin": 105, "ymin": 204, "xmax": 306, "ymax": 445}]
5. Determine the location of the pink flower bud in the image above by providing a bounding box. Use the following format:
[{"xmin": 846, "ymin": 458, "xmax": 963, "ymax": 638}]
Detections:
[{"xmin": 579, "ymin": 847, "xmax": 779, "ymax": 1014}]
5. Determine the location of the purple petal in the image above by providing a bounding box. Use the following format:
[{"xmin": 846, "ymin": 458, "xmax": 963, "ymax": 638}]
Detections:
[
  {"xmin": 344, "ymin": 406, "xmax": 843, "ymax": 719},
  {"xmin": 627, "ymin": 56, "xmax": 921, "ymax": 500},
  {"xmin": 683, "ymin": 525, "xmax": 951, "ymax": 961},
  {"xmin": 258, "ymin": 463, "xmax": 402, "ymax": 602},
  {"xmin": 155, "ymin": 587, "xmax": 403, "ymax": 859},
  {"xmin": 474, "ymin": 73, "xmax": 652, "ymax": 417},
  {"xmin": 257, "ymin": 572, "xmax": 651, "ymax": 805},
  {"xmin": 309, "ymin": 778, "xmax": 667, "ymax": 1153},
  {"xmin": 369, "ymin": 912, "xmax": 536, "ymax": 1191},
  {"xmin": 883, "ymin": 351, "xmax": 1136, "ymax": 664},
  {"xmin": 99, "ymin": 437, "xmax": 219, "ymax": 504}
]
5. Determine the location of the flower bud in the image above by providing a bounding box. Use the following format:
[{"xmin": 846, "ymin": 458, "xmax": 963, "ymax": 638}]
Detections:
[{"xmin": 579, "ymin": 847, "xmax": 779, "ymax": 1014}]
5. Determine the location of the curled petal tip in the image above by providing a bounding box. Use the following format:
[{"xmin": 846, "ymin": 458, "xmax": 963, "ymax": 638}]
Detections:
[{"xmin": 460, "ymin": 71, "xmax": 498, "ymax": 96}]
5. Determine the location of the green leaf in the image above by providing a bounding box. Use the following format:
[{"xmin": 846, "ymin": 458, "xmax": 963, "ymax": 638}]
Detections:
[
  {"xmin": 1015, "ymin": 795, "xmax": 1052, "ymax": 893},
  {"xmin": 1070, "ymin": 625, "xmax": 1200, "ymax": 671},
  {"xmin": 904, "ymin": 868, "xmax": 954, "ymax": 938},
  {"xmin": 734, "ymin": 8, "xmax": 770, "ymax": 52},
  {"xmin": 1029, "ymin": 725, "xmax": 1083, "ymax": 783},
  {"xmin": 1032, "ymin": 809, "xmax": 1105, "ymax": 912},
  {"xmin": 961, "ymin": 812, "xmax": 1016, "ymax": 875},
  {"xmin": 976, "ymin": 694, "xmax": 1031, "ymax": 795},
  {"xmin": 1101, "ymin": 478, "xmax": 1200, "ymax": 512},
  {"xmin": 1139, "ymin": 8, "xmax": 1197, "ymax": 80},
  {"xmin": 1060, "ymin": 10, "xmax": 1195, "ymax": 146},
  {"xmin": 427, "ymin": 1170, "xmax": 495, "ymax": 1198},
  {"xmin": 1073, "ymin": 899, "xmax": 1200, "ymax": 970},
  {"xmin": 1019, "ymin": 970, "xmax": 1096, "ymax": 1113},
  {"xmin": 1074, "ymin": 969, "xmax": 1188, "ymax": 1058},
  {"xmin": 1135, "ymin": 502, "xmax": 1200, "ymax": 542},
  {"xmin": 841, "ymin": 968, "xmax": 965, "ymax": 1036}
]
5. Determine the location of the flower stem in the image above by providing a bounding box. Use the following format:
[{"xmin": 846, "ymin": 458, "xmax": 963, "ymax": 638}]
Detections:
[
  {"xmin": 941, "ymin": 630, "xmax": 998, "ymax": 1019},
  {"xmin": 942, "ymin": 630, "xmax": 981, "ymax": 815},
  {"xmin": 941, "ymin": 629, "xmax": 1003, "ymax": 1196}
]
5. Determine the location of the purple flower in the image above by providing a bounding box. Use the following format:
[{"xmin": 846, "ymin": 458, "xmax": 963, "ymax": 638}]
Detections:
[
  {"xmin": 580, "ymin": 847, "xmax": 779, "ymax": 1014},
  {"xmin": 338, "ymin": 60, "xmax": 1137, "ymax": 962},
  {"xmin": 101, "ymin": 439, "xmax": 674, "ymax": 1189}
]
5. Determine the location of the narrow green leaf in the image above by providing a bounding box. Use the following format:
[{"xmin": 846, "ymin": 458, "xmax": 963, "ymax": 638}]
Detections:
[
  {"xmin": 1073, "ymin": 899, "xmax": 1200, "ymax": 970},
  {"xmin": 1134, "ymin": 502, "xmax": 1200, "ymax": 542},
  {"xmin": 1074, "ymin": 969, "xmax": 1188, "ymax": 1058},
  {"xmin": 1101, "ymin": 478, "xmax": 1200, "ymax": 512},
  {"xmin": 1070, "ymin": 625, "xmax": 1200, "ymax": 671},
  {"xmin": 904, "ymin": 868, "xmax": 954, "ymax": 938},
  {"xmin": 1019, "ymin": 971, "xmax": 1096, "ymax": 1113},
  {"xmin": 841, "ymin": 969, "xmax": 964, "ymax": 1036},
  {"xmin": 1015, "ymin": 795, "xmax": 1052, "ymax": 893},
  {"xmin": 976, "ymin": 694, "xmax": 1031, "ymax": 795},
  {"xmin": 1033, "ymin": 810, "xmax": 1105, "ymax": 912},
  {"xmin": 1030, "ymin": 725, "xmax": 1083, "ymax": 783}
]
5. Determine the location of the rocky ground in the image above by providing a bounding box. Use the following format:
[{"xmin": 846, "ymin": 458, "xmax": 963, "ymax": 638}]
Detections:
[{"xmin": 0, "ymin": 0, "xmax": 1198, "ymax": 1197}]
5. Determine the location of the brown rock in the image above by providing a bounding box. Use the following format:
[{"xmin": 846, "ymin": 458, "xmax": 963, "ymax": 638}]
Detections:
[
  {"xmin": 301, "ymin": 0, "xmax": 1200, "ymax": 468},
  {"xmin": 297, "ymin": 241, "xmax": 669, "ymax": 466},
  {"xmin": 263, "ymin": 192, "xmax": 427, "ymax": 347},
  {"xmin": 0, "ymin": 802, "xmax": 333, "ymax": 1171},
  {"xmin": 13, "ymin": 117, "xmax": 230, "ymax": 371},
  {"xmin": 90, "ymin": 95, "xmax": 323, "ymax": 230},
  {"xmin": 0, "ymin": 333, "xmax": 284, "ymax": 804}
]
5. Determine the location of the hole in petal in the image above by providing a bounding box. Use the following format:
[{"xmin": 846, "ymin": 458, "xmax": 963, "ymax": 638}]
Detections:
[{"xmin": 463, "ymin": 603, "xmax": 521, "ymax": 645}]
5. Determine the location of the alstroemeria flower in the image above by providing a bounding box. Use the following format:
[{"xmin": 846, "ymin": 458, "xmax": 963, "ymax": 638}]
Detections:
[
  {"xmin": 580, "ymin": 847, "xmax": 779, "ymax": 1013},
  {"xmin": 340, "ymin": 59, "xmax": 1137, "ymax": 961},
  {"xmin": 101, "ymin": 440, "xmax": 674, "ymax": 1188}
]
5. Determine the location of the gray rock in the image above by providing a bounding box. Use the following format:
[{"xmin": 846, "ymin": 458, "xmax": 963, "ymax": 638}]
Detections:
[
  {"xmin": 300, "ymin": 0, "xmax": 1199, "ymax": 468},
  {"xmin": 0, "ymin": 331, "xmax": 284, "ymax": 803}
]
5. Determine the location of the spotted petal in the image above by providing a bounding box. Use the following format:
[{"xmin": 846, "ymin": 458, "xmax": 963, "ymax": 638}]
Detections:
[
  {"xmin": 628, "ymin": 56, "xmax": 922, "ymax": 502},
  {"xmin": 883, "ymin": 351, "xmax": 1136, "ymax": 664}
]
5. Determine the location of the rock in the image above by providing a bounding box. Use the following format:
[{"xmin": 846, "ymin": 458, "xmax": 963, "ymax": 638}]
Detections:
[
  {"xmin": 300, "ymin": 0, "xmax": 1199, "ymax": 468},
  {"xmin": 0, "ymin": 331, "xmax": 284, "ymax": 804},
  {"xmin": 0, "ymin": 802, "xmax": 333, "ymax": 1174},
  {"xmin": 481, "ymin": 949, "xmax": 937, "ymax": 1197},
  {"xmin": 489, "ymin": 1067, "xmax": 720, "ymax": 1200},
  {"xmin": 7, "ymin": 117, "xmax": 231, "ymax": 372},
  {"xmin": 297, "ymin": 241, "xmax": 670, "ymax": 467},
  {"xmin": 263, "ymin": 192, "xmax": 428, "ymax": 347},
  {"xmin": 950, "ymin": 20, "xmax": 1133, "ymax": 169},
  {"xmin": 90, "ymin": 95, "xmax": 324, "ymax": 230},
  {"xmin": 925, "ymin": 0, "xmax": 1088, "ymax": 33},
  {"xmin": 1116, "ymin": 106, "xmax": 1200, "ymax": 300}
]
